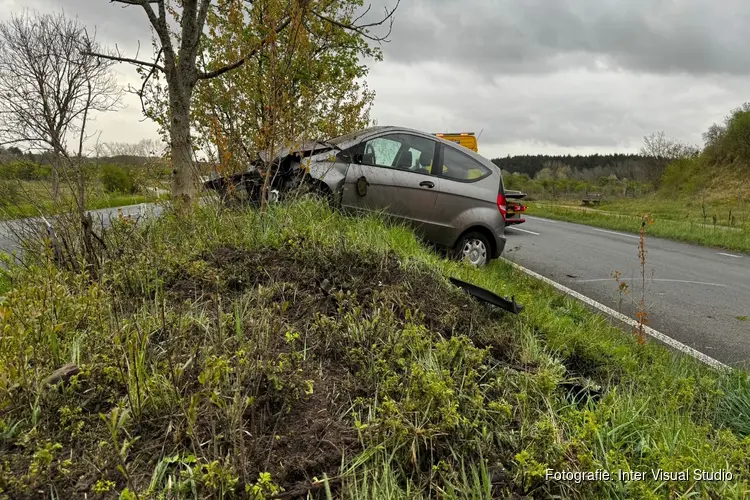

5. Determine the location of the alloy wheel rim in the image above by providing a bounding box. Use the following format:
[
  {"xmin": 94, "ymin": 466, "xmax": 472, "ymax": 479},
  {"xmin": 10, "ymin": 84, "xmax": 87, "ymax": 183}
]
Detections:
[{"xmin": 462, "ymin": 239, "xmax": 487, "ymax": 266}]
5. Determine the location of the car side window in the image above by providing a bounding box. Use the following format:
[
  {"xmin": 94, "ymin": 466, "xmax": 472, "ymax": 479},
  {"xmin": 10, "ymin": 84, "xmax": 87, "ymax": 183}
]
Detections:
[
  {"xmin": 394, "ymin": 134, "xmax": 436, "ymax": 174},
  {"xmin": 441, "ymin": 146, "xmax": 491, "ymax": 182},
  {"xmin": 361, "ymin": 135, "xmax": 402, "ymax": 168}
]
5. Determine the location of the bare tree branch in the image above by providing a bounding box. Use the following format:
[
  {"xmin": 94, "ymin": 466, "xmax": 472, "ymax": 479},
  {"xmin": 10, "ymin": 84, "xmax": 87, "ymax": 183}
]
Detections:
[
  {"xmin": 353, "ymin": 3, "xmax": 372, "ymax": 24},
  {"xmin": 132, "ymin": 47, "xmax": 163, "ymax": 117},
  {"xmin": 82, "ymin": 49, "xmax": 164, "ymax": 72},
  {"xmin": 110, "ymin": 0, "xmax": 160, "ymax": 4},
  {"xmin": 0, "ymin": 11, "xmax": 122, "ymax": 158},
  {"xmin": 311, "ymin": 0, "xmax": 399, "ymax": 42}
]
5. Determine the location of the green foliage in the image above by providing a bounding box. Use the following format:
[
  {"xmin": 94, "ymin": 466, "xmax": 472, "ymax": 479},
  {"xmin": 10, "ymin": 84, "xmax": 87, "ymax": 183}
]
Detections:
[
  {"xmin": 0, "ymin": 272, "xmax": 10, "ymax": 295},
  {"xmin": 100, "ymin": 164, "xmax": 138, "ymax": 194},
  {"xmin": 0, "ymin": 160, "xmax": 52, "ymax": 181},
  {"xmin": 659, "ymin": 156, "xmax": 708, "ymax": 195},
  {"xmin": 722, "ymin": 110, "xmax": 750, "ymax": 165},
  {"xmin": 492, "ymin": 153, "xmax": 648, "ymax": 179},
  {"xmin": 716, "ymin": 373, "xmax": 750, "ymax": 436},
  {"xmin": 0, "ymin": 199, "xmax": 749, "ymax": 498},
  {"xmin": 0, "ymin": 180, "xmax": 19, "ymax": 206},
  {"xmin": 704, "ymin": 103, "xmax": 750, "ymax": 168},
  {"xmin": 187, "ymin": 0, "xmax": 378, "ymax": 174},
  {"xmin": 503, "ymin": 172, "xmax": 653, "ymax": 200}
]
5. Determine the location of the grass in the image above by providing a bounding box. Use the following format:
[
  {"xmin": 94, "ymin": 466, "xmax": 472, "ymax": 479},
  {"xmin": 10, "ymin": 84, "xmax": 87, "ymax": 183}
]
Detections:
[
  {"xmin": 0, "ymin": 179, "xmax": 170, "ymax": 221},
  {"xmin": 0, "ymin": 198, "xmax": 749, "ymax": 499},
  {"xmin": 0, "ymin": 194, "xmax": 160, "ymax": 221},
  {"xmin": 529, "ymin": 196, "xmax": 750, "ymax": 254}
]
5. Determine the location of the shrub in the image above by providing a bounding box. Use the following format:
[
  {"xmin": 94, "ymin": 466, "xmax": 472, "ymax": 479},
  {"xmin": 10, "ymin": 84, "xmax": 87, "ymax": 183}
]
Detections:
[
  {"xmin": 720, "ymin": 109, "xmax": 750, "ymax": 166},
  {"xmin": 0, "ymin": 160, "xmax": 52, "ymax": 181},
  {"xmin": 100, "ymin": 164, "xmax": 137, "ymax": 194},
  {"xmin": 660, "ymin": 156, "xmax": 707, "ymax": 196},
  {"xmin": 0, "ymin": 180, "xmax": 19, "ymax": 206}
]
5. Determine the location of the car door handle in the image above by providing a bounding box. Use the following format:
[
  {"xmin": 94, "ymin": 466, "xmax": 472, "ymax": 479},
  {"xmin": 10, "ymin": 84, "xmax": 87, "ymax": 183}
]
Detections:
[{"xmin": 419, "ymin": 180, "xmax": 435, "ymax": 188}]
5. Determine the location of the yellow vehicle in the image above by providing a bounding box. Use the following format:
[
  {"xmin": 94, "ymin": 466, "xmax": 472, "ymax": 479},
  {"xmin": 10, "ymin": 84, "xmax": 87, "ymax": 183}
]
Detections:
[{"xmin": 433, "ymin": 132, "xmax": 478, "ymax": 153}]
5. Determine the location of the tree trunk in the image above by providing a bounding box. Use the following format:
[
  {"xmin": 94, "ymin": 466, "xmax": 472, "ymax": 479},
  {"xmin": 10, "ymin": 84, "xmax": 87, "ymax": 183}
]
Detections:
[
  {"xmin": 51, "ymin": 156, "xmax": 61, "ymax": 203},
  {"xmin": 169, "ymin": 79, "xmax": 197, "ymax": 205}
]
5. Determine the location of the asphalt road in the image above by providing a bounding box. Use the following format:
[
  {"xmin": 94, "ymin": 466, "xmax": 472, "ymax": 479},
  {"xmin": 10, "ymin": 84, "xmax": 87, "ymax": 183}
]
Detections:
[
  {"xmin": 0, "ymin": 203, "xmax": 163, "ymax": 262},
  {"xmin": 504, "ymin": 216, "xmax": 750, "ymax": 368}
]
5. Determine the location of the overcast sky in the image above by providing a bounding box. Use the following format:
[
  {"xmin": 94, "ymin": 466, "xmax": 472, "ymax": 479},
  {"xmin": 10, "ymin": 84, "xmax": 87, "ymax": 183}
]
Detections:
[{"xmin": 2, "ymin": 0, "xmax": 748, "ymax": 159}]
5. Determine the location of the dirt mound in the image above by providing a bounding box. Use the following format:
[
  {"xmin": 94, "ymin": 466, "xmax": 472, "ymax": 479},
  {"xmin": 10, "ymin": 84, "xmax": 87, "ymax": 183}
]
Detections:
[
  {"xmin": 165, "ymin": 242, "xmax": 488, "ymax": 340},
  {"xmin": 152, "ymin": 244, "xmax": 510, "ymax": 495}
]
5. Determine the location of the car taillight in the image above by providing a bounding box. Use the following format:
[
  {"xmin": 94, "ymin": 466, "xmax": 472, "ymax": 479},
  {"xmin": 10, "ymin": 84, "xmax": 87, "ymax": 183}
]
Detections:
[{"xmin": 497, "ymin": 193, "xmax": 507, "ymax": 220}]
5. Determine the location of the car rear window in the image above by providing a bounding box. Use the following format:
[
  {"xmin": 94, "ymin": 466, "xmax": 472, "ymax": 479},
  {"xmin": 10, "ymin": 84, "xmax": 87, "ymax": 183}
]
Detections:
[{"xmin": 441, "ymin": 146, "xmax": 491, "ymax": 182}]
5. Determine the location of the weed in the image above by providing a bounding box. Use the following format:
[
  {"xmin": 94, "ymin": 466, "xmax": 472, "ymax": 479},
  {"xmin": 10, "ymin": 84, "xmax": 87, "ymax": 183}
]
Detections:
[
  {"xmin": 633, "ymin": 215, "xmax": 654, "ymax": 344},
  {"xmin": 611, "ymin": 270, "xmax": 629, "ymax": 313},
  {"xmin": 716, "ymin": 373, "xmax": 750, "ymax": 436},
  {"xmin": 0, "ymin": 273, "xmax": 9, "ymax": 295}
]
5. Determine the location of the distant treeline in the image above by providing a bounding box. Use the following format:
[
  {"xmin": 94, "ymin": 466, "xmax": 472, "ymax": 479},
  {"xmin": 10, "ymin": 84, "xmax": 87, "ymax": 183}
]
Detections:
[
  {"xmin": 490, "ymin": 153, "xmax": 648, "ymax": 178},
  {"xmin": 0, "ymin": 147, "xmax": 156, "ymax": 167}
]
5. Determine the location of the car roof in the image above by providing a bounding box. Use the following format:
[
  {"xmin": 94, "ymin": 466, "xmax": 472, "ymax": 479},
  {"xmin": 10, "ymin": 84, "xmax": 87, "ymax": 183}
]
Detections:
[
  {"xmin": 396, "ymin": 128, "xmax": 499, "ymax": 171},
  {"xmin": 331, "ymin": 125, "xmax": 501, "ymax": 174}
]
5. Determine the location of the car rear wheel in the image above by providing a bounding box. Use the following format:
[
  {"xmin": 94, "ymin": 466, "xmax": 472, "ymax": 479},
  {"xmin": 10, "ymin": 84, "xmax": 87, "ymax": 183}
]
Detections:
[
  {"xmin": 296, "ymin": 179, "xmax": 335, "ymax": 208},
  {"xmin": 454, "ymin": 232, "xmax": 490, "ymax": 267}
]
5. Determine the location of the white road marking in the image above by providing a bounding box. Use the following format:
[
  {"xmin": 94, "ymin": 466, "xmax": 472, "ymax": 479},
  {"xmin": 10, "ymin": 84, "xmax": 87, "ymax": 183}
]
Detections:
[
  {"xmin": 507, "ymin": 226, "xmax": 540, "ymax": 236},
  {"xmin": 573, "ymin": 278, "xmax": 728, "ymax": 287},
  {"xmin": 501, "ymin": 258, "xmax": 730, "ymax": 372},
  {"xmin": 525, "ymin": 215, "xmax": 640, "ymax": 239},
  {"xmin": 589, "ymin": 227, "xmax": 641, "ymax": 240},
  {"xmin": 525, "ymin": 216, "xmax": 557, "ymax": 223},
  {"xmin": 572, "ymin": 278, "xmax": 623, "ymax": 283},
  {"xmin": 718, "ymin": 252, "xmax": 742, "ymax": 259}
]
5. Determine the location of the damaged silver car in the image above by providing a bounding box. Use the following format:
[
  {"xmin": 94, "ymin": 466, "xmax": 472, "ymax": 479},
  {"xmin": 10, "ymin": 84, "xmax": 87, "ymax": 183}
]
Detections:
[{"xmin": 204, "ymin": 126, "xmax": 509, "ymax": 266}]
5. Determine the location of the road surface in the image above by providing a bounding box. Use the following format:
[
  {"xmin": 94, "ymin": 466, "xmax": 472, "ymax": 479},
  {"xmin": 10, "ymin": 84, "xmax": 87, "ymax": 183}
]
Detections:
[
  {"xmin": 0, "ymin": 203, "xmax": 163, "ymax": 261},
  {"xmin": 505, "ymin": 216, "xmax": 750, "ymax": 368},
  {"xmin": 3, "ymin": 205, "xmax": 748, "ymax": 368}
]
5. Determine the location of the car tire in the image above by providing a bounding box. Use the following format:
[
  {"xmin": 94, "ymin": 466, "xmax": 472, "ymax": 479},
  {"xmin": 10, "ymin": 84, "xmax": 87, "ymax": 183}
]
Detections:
[{"xmin": 454, "ymin": 231, "xmax": 491, "ymax": 267}]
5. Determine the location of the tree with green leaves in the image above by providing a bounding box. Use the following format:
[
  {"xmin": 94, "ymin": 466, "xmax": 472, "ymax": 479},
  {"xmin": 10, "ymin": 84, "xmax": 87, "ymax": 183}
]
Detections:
[
  {"xmin": 87, "ymin": 0, "xmax": 398, "ymax": 205},
  {"xmin": 639, "ymin": 130, "xmax": 699, "ymax": 185},
  {"xmin": 191, "ymin": 0, "xmax": 379, "ymax": 178},
  {"xmin": 703, "ymin": 103, "xmax": 750, "ymax": 167}
]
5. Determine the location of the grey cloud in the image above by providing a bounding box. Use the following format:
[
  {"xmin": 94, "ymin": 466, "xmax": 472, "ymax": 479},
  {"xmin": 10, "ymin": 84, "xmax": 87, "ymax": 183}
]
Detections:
[
  {"xmin": 375, "ymin": 0, "xmax": 750, "ymax": 76},
  {"xmin": 3, "ymin": 0, "xmax": 155, "ymax": 54},
  {"xmin": 5, "ymin": 0, "xmax": 747, "ymax": 154},
  {"xmin": 367, "ymin": 55, "xmax": 746, "ymax": 155}
]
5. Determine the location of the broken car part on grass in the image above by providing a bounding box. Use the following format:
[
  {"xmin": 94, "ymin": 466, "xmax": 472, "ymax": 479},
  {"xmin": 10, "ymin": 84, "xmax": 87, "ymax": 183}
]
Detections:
[{"xmin": 449, "ymin": 277, "xmax": 524, "ymax": 314}]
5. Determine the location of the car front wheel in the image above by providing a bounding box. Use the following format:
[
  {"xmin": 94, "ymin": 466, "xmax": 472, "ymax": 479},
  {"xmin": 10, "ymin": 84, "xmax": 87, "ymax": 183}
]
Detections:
[{"xmin": 454, "ymin": 232, "xmax": 490, "ymax": 267}]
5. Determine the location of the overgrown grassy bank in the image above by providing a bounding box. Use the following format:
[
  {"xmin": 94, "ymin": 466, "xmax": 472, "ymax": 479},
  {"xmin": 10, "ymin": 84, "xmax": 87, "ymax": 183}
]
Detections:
[
  {"xmin": 0, "ymin": 199, "xmax": 749, "ymax": 499},
  {"xmin": 529, "ymin": 198, "xmax": 750, "ymax": 254}
]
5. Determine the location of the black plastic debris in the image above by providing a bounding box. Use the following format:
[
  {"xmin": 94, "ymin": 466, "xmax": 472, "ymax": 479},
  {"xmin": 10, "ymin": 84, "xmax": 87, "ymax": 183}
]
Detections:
[
  {"xmin": 559, "ymin": 379, "xmax": 603, "ymax": 405},
  {"xmin": 449, "ymin": 277, "xmax": 524, "ymax": 314}
]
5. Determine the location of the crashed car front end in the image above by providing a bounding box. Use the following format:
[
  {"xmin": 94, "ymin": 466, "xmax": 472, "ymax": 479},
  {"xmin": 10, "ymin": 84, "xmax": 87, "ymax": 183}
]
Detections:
[{"xmin": 203, "ymin": 140, "xmax": 350, "ymax": 206}]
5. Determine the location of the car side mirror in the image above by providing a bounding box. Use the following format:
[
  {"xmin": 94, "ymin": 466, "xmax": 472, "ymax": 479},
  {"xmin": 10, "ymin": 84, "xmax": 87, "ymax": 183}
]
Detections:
[{"xmin": 353, "ymin": 153, "xmax": 363, "ymax": 164}]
